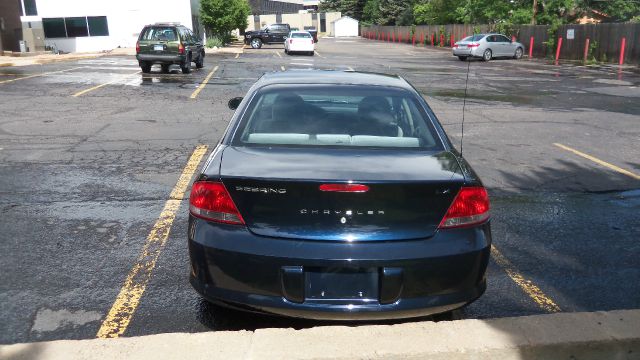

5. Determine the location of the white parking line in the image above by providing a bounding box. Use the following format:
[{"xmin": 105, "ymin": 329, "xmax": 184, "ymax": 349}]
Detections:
[
  {"xmin": 280, "ymin": 66, "xmax": 286, "ymax": 71},
  {"xmin": 274, "ymin": 51, "xmax": 282, "ymax": 58}
]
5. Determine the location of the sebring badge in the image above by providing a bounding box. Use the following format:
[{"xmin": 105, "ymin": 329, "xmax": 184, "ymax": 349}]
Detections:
[{"xmin": 235, "ymin": 186, "xmax": 286, "ymax": 194}]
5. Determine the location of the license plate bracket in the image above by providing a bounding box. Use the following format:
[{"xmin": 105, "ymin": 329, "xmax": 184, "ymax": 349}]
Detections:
[{"xmin": 305, "ymin": 268, "xmax": 379, "ymax": 302}]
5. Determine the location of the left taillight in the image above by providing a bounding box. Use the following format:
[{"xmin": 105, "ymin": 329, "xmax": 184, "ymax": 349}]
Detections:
[
  {"xmin": 439, "ymin": 186, "xmax": 490, "ymax": 229},
  {"xmin": 136, "ymin": 41, "xmax": 140, "ymax": 53},
  {"xmin": 189, "ymin": 181, "xmax": 245, "ymax": 225}
]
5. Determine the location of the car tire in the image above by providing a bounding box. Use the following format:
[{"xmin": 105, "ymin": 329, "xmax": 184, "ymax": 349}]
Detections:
[
  {"xmin": 458, "ymin": 56, "xmax": 468, "ymax": 61},
  {"xmin": 181, "ymin": 54, "xmax": 191, "ymax": 74},
  {"xmin": 309, "ymin": 51, "xmax": 315, "ymax": 56},
  {"xmin": 250, "ymin": 38, "xmax": 262, "ymax": 49},
  {"xmin": 195, "ymin": 52, "xmax": 204, "ymax": 68},
  {"xmin": 140, "ymin": 62, "xmax": 151, "ymax": 73},
  {"xmin": 482, "ymin": 49, "xmax": 492, "ymax": 62},
  {"xmin": 285, "ymin": 49, "xmax": 289, "ymax": 55},
  {"xmin": 514, "ymin": 47, "xmax": 523, "ymax": 60},
  {"xmin": 161, "ymin": 64, "xmax": 170, "ymax": 73}
]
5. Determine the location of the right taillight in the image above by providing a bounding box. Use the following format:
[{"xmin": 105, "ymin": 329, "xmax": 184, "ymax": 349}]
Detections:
[
  {"xmin": 189, "ymin": 181, "xmax": 244, "ymax": 225},
  {"xmin": 439, "ymin": 186, "xmax": 490, "ymax": 229},
  {"xmin": 289, "ymin": 39, "xmax": 293, "ymax": 44},
  {"xmin": 136, "ymin": 41, "xmax": 140, "ymax": 53}
]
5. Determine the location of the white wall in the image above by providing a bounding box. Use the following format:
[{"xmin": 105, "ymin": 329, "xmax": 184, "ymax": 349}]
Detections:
[
  {"xmin": 333, "ymin": 17, "xmax": 358, "ymax": 37},
  {"xmin": 32, "ymin": 0, "xmax": 194, "ymax": 53}
]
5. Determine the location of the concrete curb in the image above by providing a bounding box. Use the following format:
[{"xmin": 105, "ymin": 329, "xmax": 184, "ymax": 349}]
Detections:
[{"xmin": 1, "ymin": 309, "xmax": 638, "ymax": 360}]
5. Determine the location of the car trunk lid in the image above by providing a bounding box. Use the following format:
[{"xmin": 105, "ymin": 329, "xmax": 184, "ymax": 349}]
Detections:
[{"xmin": 220, "ymin": 146, "xmax": 465, "ymax": 241}]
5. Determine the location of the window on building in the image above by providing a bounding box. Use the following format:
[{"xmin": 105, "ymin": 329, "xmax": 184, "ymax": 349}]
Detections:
[
  {"xmin": 43, "ymin": 18, "xmax": 67, "ymax": 38},
  {"xmin": 43, "ymin": 16, "xmax": 109, "ymax": 38},
  {"xmin": 88, "ymin": 16, "xmax": 109, "ymax": 36},
  {"xmin": 23, "ymin": 0, "xmax": 37, "ymax": 16},
  {"xmin": 65, "ymin": 17, "xmax": 88, "ymax": 37}
]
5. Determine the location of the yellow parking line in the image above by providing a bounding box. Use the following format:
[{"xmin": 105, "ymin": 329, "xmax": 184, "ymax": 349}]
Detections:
[
  {"xmin": 190, "ymin": 65, "xmax": 219, "ymax": 99},
  {"xmin": 0, "ymin": 66, "xmax": 83, "ymax": 85},
  {"xmin": 72, "ymin": 70, "xmax": 140, "ymax": 97},
  {"xmin": 554, "ymin": 143, "xmax": 640, "ymax": 180},
  {"xmin": 491, "ymin": 245, "xmax": 561, "ymax": 313},
  {"xmin": 96, "ymin": 145, "xmax": 209, "ymax": 338},
  {"xmin": 235, "ymin": 53, "xmax": 240, "ymax": 59},
  {"xmin": 275, "ymin": 51, "xmax": 282, "ymax": 58},
  {"xmin": 281, "ymin": 66, "xmax": 286, "ymax": 71},
  {"xmin": 314, "ymin": 51, "xmax": 324, "ymax": 58}
]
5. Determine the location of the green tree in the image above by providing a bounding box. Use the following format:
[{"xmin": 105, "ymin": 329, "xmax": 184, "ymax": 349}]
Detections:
[
  {"xmin": 362, "ymin": 0, "xmax": 381, "ymax": 25},
  {"xmin": 587, "ymin": 0, "xmax": 640, "ymax": 22},
  {"xmin": 200, "ymin": 0, "xmax": 250, "ymax": 37},
  {"xmin": 320, "ymin": 0, "xmax": 367, "ymax": 20},
  {"xmin": 378, "ymin": 0, "xmax": 410, "ymax": 25},
  {"xmin": 414, "ymin": 0, "xmax": 460, "ymax": 25}
]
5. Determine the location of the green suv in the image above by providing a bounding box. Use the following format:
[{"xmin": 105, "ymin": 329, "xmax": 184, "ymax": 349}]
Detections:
[{"xmin": 136, "ymin": 23, "xmax": 204, "ymax": 74}]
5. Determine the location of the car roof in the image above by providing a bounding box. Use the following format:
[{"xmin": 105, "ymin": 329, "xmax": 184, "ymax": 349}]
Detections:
[{"xmin": 258, "ymin": 70, "xmax": 411, "ymax": 89}]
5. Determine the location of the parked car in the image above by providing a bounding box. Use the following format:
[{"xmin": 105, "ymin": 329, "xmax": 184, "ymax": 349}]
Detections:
[
  {"xmin": 244, "ymin": 23, "xmax": 290, "ymax": 49},
  {"xmin": 453, "ymin": 33, "xmax": 525, "ymax": 61},
  {"xmin": 188, "ymin": 70, "xmax": 492, "ymax": 321},
  {"xmin": 136, "ymin": 23, "xmax": 204, "ymax": 74},
  {"xmin": 284, "ymin": 31, "xmax": 315, "ymax": 56},
  {"xmin": 303, "ymin": 26, "xmax": 319, "ymax": 43}
]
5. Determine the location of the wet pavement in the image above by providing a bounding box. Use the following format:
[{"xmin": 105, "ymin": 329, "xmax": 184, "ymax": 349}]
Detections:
[{"xmin": 0, "ymin": 38, "xmax": 638, "ymax": 344}]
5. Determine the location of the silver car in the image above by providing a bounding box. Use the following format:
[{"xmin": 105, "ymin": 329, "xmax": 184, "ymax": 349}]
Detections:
[{"xmin": 453, "ymin": 33, "xmax": 525, "ymax": 61}]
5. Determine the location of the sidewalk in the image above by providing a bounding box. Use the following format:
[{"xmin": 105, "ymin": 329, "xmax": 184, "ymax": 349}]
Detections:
[
  {"xmin": 1, "ymin": 309, "xmax": 638, "ymax": 360},
  {"xmin": 0, "ymin": 44, "xmax": 243, "ymax": 67}
]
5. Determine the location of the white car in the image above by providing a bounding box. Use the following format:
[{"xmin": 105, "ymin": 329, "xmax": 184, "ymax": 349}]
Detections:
[
  {"xmin": 284, "ymin": 31, "xmax": 315, "ymax": 56},
  {"xmin": 453, "ymin": 33, "xmax": 525, "ymax": 61}
]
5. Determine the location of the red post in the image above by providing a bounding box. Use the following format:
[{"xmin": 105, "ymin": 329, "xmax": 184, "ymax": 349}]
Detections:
[
  {"xmin": 463, "ymin": 32, "xmax": 466, "ymax": 39},
  {"xmin": 529, "ymin": 36, "xmax": 534, "ymax": 58},
  {"xmin": 420, "ymin": 33, "xmax": 424, "ymax": 46},
  {"xmin": 583, "ymin": 38, "xmax": 590, "ymax": 63},
  {"xmin": 440, "ymin": 34, "xmax": 444, "ymax": 47},
  {"xmin": 555, "ymin": 37, "xmax": 563, "ymax": 64},
  {"xmin": 412, "ymin": 34, "xmax": 416, "ymax": 46},
  {"xmin": 450, "ymin": 34, "xmax": 454, "ymax": 47},
  {"xmin": 392, "ymin": 32, "xmax": 395, "ymax": 42},
  {"xmin": 431, "ymin": 34, "xmax": 435, "ymax": 46},
  {"xmin": 619, "ymin": 37, "xmax": 626, "ymax": 65}
]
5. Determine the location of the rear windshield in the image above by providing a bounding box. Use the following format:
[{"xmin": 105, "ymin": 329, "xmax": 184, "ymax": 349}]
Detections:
[
  {"xmin": 233, "ymin": 85, "xmax": 443, "ymax": 150},
  {"xmin": 291, "ymin": 33, "xmax": 311, "ymax": 38},
  {"xmin": 461, "ymin": 35, "xmax": 485, "ymax": 42},
  {"xmin": 140, "ymin": 27, "xmax": 177, "ymax": 41}
]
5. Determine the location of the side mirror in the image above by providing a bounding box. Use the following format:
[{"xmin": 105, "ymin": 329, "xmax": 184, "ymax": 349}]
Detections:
[{"xmin": 228, "ymin": 97, "xmax": 243, "ymax": 110}]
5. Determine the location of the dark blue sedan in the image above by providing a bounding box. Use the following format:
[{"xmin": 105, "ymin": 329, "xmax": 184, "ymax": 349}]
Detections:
[{"xmin": 188, "ymin": 70, "xmax": 491, "ymax": 320}]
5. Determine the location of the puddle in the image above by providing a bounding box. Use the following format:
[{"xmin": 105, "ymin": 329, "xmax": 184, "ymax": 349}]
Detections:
[
  {"xmin": 425, "ymin": 89, "xmax": 536, "ymax": 104},
  {"xmin": 32, "ymin": 308, "xmax": 102, "ymax": 333}
]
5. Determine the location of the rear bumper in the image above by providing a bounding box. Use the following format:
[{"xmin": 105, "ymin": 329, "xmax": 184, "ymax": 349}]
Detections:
[
  {"xmin": 453, "ymin": 48, "xmax": 480, "ymax": 57},
  {"xmin": 288, "ymin": 44, "xmax": 315, "ymax": 53},
  {"xmin": 188, "ymin": 216, "xmax": 491, "ymax": 320},
  {"xmin": 136, "ymin": 53, "xmax": 185, "ymax": 64}
]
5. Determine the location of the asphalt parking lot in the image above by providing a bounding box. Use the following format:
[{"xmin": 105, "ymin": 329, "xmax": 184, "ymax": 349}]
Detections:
[{"xmin": 1, "ymin": 37, "xmax": 639, "ymax": 344}]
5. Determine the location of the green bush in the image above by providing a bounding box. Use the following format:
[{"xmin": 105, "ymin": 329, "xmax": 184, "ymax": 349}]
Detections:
[{"xmin": 206, "ymin": 36, "xmax": 224, "ymax": 48}]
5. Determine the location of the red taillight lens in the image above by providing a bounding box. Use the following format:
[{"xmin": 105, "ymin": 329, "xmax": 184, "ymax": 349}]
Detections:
[
  {"xmin": 189, "ymin": 182, "xmax": 244, "ymax": 225},
  {"xmin": 453, "ymin": 43, "xmax": 458, "ymax": 48},
  {"xmin": 178, "ymin": 43, "xmax": 185, "ymax": 54},
  {"xmin": 136, "ymin": 41, "xmax": 140, "ymax": 53},
  {"xmin": 319, "ymin": 184, "xmax": 369, "ymax": 193},
  {"xmin": 468, "ymin": 43, "xmax": 479, "ymax": 48},
  {"xmin": 439, "ymin": 187, "xmax": 490, "ymax": 229},
  {"xmin": 289, "ymin": 39, "xmax": 293, "ymax": 44}
]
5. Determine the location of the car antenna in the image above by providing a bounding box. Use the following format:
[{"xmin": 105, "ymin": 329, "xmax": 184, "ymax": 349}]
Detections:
[{"xmin": 460, "ymin": 36, "xmax": 472, "ymax": 156}]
